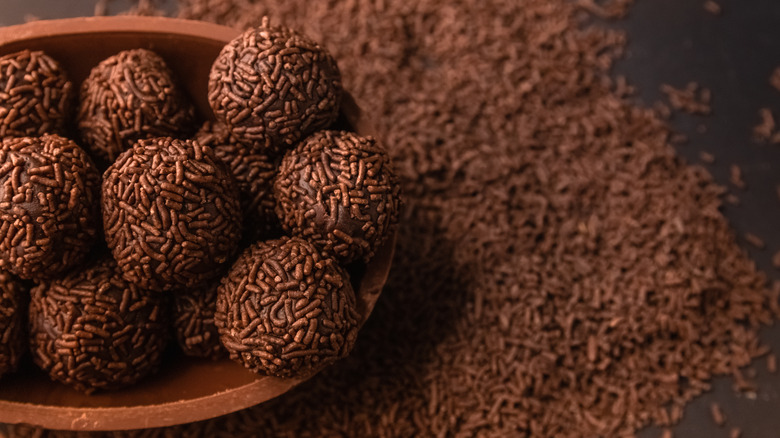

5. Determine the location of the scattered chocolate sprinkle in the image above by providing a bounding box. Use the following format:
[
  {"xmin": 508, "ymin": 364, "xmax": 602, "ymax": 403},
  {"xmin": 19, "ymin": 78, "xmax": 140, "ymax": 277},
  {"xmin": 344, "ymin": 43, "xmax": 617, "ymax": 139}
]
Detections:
[
  {"xmin": 703, "ymin": 0, "xmax": 722, "ymax": 15},
  {"xmin": 729, "ymin": 164, "xmax": 746, "ymax": 189},
  {"xmin": 730, "ymin": 427, "xmax": 741, "ymax": 438},
  {"xmin": 208, "ymin": 17, "xmax": 342, "ymax": 153},
  {"xmin": 772, "ymin": 251, "xmax": 780, "ymax": 269},
  {"xmin": 753, "ymin": 108, "xmax": 780, "ymax": 143},
  {"xmin": 275, "ymin": 130, "xmax": 401, "ymax": 264},
  {"xmin": 699, "ymin": 151, "xmax": 715, "ymax": 164},
  {"xmin": 28, "ymin": 257, "xmax": 168, "ymax": 393},
  {"xmin": 771, "ymin": 67, "xmax": 780, "ymax": 93},
  {"xmin": 744, "ymin": 233, "xmax": 765, "ymax": 250},
  {"xmin": 660, "ymin": 82, "xmax": 712, "ymax": 115},
  {"xmin": 78, "ymin": 49, "xmax": 196, "ymax": 163},
  {"xmin": 710, "ymin": 402, "xmax": 726, "ymax": 426},
  {"xmin": 216, "ymin": 237, "xmax": 359, "ymax": 378},
  {"xmin": 768, "ymin": 353, "xmax": 777, "ymax": 374},
  {"xmin": 102, "ymin": 137, "xmax": 242, "ymax": 292},
  {"xmin": 725, "ymin": 193, "xmax": 741, "ymax": 205},
  {"xmin": 661, "ymin": 429, "xmax": 673, "ymax": 438},
  {"xmin": 172, "ymin": 281, "xmax": 225, "ymax": 359},
  {"xmin": 0, "ymin": 134, "xmax": 100, "ymax": 280},
  {"xmin": 0, "ymin": 271, "xmax": 25, "ymax": 381},
  {"xmin": 194, "ymin": 121, "xmax": 281, "ymax": 240},
  {"xmin": 0, "ymin": 50, "xmax": 73, "ymax": 138}
]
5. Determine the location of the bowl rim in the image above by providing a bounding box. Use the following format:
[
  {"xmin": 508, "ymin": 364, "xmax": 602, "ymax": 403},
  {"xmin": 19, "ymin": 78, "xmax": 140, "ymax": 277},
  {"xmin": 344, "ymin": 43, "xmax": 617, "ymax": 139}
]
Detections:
[{"xmin": 0, "ymin": 15, "xmax": 395, "ymax": 432}]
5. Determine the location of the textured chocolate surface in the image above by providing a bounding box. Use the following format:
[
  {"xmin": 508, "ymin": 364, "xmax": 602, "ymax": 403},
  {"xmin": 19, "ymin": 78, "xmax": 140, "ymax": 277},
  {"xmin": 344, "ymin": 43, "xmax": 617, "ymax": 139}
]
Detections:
[
  {"xmin": 172, "ymin": 281, "xmax": 225, "ymax": 360},
  {"xmin": 216, "ymin": 237, "xmax": 359, "ymax": 378},
  {"xmin": 29, "ymin": 257, "xmax": 167, "ymax": 393},
  {"xmin": 0, "ymin": 271, "xmax": 25, "ymax": 381},
  {"xmin": 78, "ymin": 49, "xmax": 196, "ymax": 163},
  {"xmin": 194, "ymin": 121, "xmax": 281, "ymax": 240},
  {"xmin": 275, "ymin": 130, "xmax": 401, "ymax": 263},
  {"xmin": 0, "ymin": 135, "xmax": 100, "ymax": 280},
  {"xmin": 208, "ymin": 17, "xmax": 342, "ymax": 153},
  {"xmin": 0, "ymin": 50, "xmax": 73, "ymax": 138},
  {"xmin": 102, "ymin": 137, "xmax": 242, "ymax": 292}
]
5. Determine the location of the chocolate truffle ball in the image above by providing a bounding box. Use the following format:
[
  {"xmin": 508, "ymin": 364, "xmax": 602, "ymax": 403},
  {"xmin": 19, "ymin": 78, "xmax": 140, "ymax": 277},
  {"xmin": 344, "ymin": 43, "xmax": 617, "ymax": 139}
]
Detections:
[
  {"xmin": 216, "ymin": 237, "xmax": 359, "ymax": 378},
  {"xmin": 274, "ymin": 130, "xmax": 401, "ymax": 264},
  {"xmin": 0, "ymin": 135, "xmax": 100, "ymax": 279},
  {"xmin": 172, "ymin": 281, "xmax": 225, "ymax": 359},
  {"xmin": 208, "ymin": 17, "xmax": 342, "ymax": 153},
  {"xmin": 102, "ymin": 137, "xmax": 242, "ymax": 292},
  {"xmin": 0, "ymin": 272, "xmax": 25, "ymax": 380},
  {"xmin": 0, "ymin": 50, "xmax": 73, "ymax": 138},
  {"xmin": 194, "ymin": 121, "xmax": 281, "ymax": 239},
  {"xmin": 29, "ymin": 258, "xmax": 167, "ymax": 393},
  {"xmin": 78, "ymin": 49, "xmax": 197, "ymax": 163}
]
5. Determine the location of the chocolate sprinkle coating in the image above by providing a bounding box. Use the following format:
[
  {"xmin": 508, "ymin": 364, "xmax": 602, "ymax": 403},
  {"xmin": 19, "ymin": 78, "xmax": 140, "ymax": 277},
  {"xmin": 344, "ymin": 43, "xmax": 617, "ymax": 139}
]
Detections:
[
  {"xmin": 0, "ymin": 271, "xmax": 25, "ymax": 380},
  {"xmin": 0, "ymin": 135, "xmax": 100, "ymax": 280},
  {"xmin": 216, "ymin": 237, "xmax": 359, "ymax": 378},
  {"xmin": 195, "ymin": 121, "xmax": 282, "ymax": 240},
  {"xmin": 274, "ymin": 130, "xmax": 401, "ymax": 264},
  {"xmin": 208, "ymin": 17, "xmax": 342, "ymax": 153},
  {"xmin": 172, "ymin": 281, "xmax": 226, "ymax": 359},
  {"xmin": 102, "ymin": 137, "xmax": 242, "ymax": 292},
  {"xmin": 0, "ymin": 50, "xmax": 73, "ymax": 138},
  {"xmin": 29, "ymin": 257, "xmax": 167, "ymax": 393},
  {"xmin": 78, "ymin": 49, "xmax": 197, "ymax": 163}
]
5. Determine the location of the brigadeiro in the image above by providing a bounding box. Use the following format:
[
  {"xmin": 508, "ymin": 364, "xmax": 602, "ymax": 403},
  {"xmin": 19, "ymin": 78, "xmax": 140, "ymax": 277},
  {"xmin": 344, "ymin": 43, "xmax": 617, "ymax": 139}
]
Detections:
[
  {"xmin": 215, "ymin": 237, "xmax": 359, "ymax": 378},
  {"xmin": 0, "ymin": 135, "xmax": 100, "ymax": 280},
  {"xmin": 0, "ymin": 50, "xmax": 73, "ymax": 138},
  {"xmin": 274, "ymin": 130, "xmax": 401, "ymax": 264},
  {"xmin": 77, "ymin": 49, "xmax": 197, "ymax": 163},
  {"xmin": 0, "ymin": 272, "xmax": 25, "ymax": 381},
  {"xmin": 208, "ymin": 17, "xmax": 342, "ymax": 154},
  {"xmin": 102, "ymin": 137, "xmax": 242, "ymax": 292},
  {"xmin": 29, "ymin": 257, "xmax": 167, "ymax": 393},
  {"xmin": 172, "ymin": 280, "xmax": 225, "ymax": 359},
  {"xmin": 194, "ymin": 121, "xmax": 281, "ymax": 240}
]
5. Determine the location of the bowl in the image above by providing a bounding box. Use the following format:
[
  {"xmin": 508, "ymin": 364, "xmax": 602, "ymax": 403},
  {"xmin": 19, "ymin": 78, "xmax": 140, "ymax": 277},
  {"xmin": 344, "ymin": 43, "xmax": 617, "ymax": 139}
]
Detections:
[{"xmin": 0, "ymin": 16, "xmax": 395, "ymax": 431}]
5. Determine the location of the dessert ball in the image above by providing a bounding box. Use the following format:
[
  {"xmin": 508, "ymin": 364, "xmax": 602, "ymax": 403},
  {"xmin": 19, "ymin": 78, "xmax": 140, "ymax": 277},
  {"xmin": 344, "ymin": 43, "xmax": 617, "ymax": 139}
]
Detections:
[
  {"xmin": 78, "ymin": 49, "xmax": 197, "ymax": 163},
  {"xmin": 274, "ymin": 130, "xmax": 401, "ymax": 264},
  {"xmin": 29, "ymin": 258, "xmax": 167, "ymax": 393},
  {"xmin": 216, "ymin": 237, "xmax": 359, "ymax": 378},
  {"xmin": 208, "ymin": 17, "xmax": 342, "ymax": 153},
  {"xmin": 194, "ymin": 121, "xmax": 281, "ymax": 239},
  {"xmin": 0, "ymin": 50, "xmax": 73, "ymax": 138},
  {"xmin": 102, "ymin": 137, "xmax": 242, "ymax": 292},
  {"xmin": 172, "ymin": 280, "xmax": 225, "ymax": 359},
  {"xmin": 0, "ymin": 135, "xmax": 100, "ymax": 279},
  {"xmin": 0, "ymin": 272, "xmax": 25, "ymax": 380}
]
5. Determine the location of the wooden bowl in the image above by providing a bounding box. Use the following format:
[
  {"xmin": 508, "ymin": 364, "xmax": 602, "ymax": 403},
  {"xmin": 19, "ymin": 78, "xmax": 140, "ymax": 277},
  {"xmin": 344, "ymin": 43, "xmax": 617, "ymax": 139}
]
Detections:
[{"xmin": 0, "ymin": 16, "xmax": 395, "ymax": 431}]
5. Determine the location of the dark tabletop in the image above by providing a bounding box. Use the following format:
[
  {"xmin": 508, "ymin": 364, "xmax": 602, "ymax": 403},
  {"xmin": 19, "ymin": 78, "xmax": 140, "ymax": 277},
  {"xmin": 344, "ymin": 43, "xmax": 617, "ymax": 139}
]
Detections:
[{"xmin": 2, "ymin": 0, "xmax": 780, "ymax": 436}]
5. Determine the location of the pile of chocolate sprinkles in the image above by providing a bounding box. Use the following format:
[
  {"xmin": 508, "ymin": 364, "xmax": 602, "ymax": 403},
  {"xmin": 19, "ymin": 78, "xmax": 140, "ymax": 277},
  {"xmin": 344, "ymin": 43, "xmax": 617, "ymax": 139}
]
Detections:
[
  {"xmin": 172, "ymin": 282, "xmax": 225, "ymax": 359},
  {"xmin": 7, "ymin": 0, "xmax": 780, "ymax": 436},
  {"xmin": 0, "ymin": 272, "xmax": 24, "ymax": 380}
]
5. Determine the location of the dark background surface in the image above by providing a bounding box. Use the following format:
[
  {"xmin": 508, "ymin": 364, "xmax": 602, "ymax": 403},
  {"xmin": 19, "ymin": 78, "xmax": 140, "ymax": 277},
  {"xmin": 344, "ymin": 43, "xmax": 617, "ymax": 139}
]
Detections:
[{"xmin": 2, "ymin": 0, "xmax": 780, "ymax": 436}]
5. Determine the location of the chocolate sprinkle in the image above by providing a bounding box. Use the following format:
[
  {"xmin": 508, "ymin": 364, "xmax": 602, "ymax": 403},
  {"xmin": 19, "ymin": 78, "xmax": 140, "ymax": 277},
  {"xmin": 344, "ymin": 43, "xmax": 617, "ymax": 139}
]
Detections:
[
  {"xmin": 172, "ymin": 281, "xmax": 226, "ymax": 360},
  {"xmin": 194, "ymin": 121, "xmax": 281, "ymax": 239},
  {"xmin": 0, "ymin": 50, "xmax": 73, "ymax": 138},
  {"xmin": 275, "ymin": 130, "xmax": 401, "ymax": 263},
  {"xmin": 102, "ymin": 137, "xmax": 242, "ymax": 292},
  {"xmin": 215, "ymin": 237, "xmax": 359, "ymax": 378},
  {"xmin": 208, "ymin": 17, "xmax": 342, "ymax": 153},
  {"xmin": 0, "ymin": 271, "xmax": 25, "ymax": 380},
  {"xmin": 0, "ymin": 134, "xmax": 100, "ymax": 280},
  {"xmin": 78, "ymin": 49, "xmax": 197, "ymax": 163},
  {"xmin": 28, "ymin": 257, "xmax": 167, "ymax": 393}
]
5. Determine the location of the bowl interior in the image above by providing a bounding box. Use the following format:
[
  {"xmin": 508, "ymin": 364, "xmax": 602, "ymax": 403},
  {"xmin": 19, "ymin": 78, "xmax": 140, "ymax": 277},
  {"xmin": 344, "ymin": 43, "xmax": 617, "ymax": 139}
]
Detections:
[{"xmin": 0, "ymin": 16, "xmax": 393, "ymax": 431}]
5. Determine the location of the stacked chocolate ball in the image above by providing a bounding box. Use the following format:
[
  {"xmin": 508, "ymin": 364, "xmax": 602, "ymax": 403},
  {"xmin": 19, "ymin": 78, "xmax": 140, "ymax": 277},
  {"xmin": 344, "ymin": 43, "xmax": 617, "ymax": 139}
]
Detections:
[{"xmin": 0, "ymin": 18, "xmax": 400, "ymax": 393}]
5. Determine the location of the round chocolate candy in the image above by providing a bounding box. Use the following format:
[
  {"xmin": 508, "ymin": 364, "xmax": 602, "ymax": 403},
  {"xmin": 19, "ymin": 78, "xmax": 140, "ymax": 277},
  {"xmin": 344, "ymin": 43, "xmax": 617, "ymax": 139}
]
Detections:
[
  {"xmin": 172, "ymin": 280, "xmax": 226, "ymax": 359},
  {"xmin": 29, "ymin": 257, "xmax": 167, "ymax": 393},
  {"xmin": 0, "ymin": 135, "xmax": 100, "ymax": 280},
  {"xmin": 102, "ymin": 137, "xmax": 242, "ymax": 292},
  {"xmin": 274, "ymin": 130, "xmax": 401, "ymax": 264},
  {"xmin": 194, "ymin": 121, "xmax": 281, "ymax": 240},
  {"xmin": 216, "ymin": 237, "xmax": 359, "ymax": 378},
  {"xmin": 208, "ymin": 17, "xmax": 342, "ymax": 153},
  {"xmin": 0, "ymin": 271, "xmax": 26, "ymax": 380},
  {"xmin": 0, "ymin": 50, "xmax": 73, "ymax": 138},
  {"xmin": 78, "ymin": 49, "xmax": 197, "ymax": 163}
]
